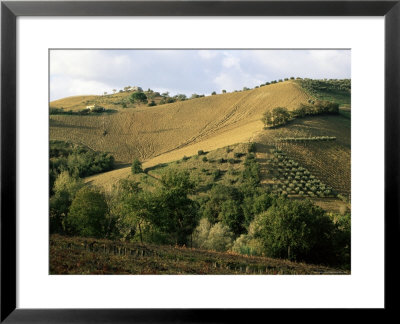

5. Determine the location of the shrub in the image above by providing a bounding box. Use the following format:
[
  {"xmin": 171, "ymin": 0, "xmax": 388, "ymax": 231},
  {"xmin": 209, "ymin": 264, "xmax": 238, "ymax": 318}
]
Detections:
[
  {"xmin": 262, "ymin": 107, "xmax": 291, "ymax": 127},
  {"xmin": 202, "ymin": 156, "xmax": 208, "ymax": 162},
  {"xmin": 234, "ymin": 152, "xmax": 245, "ymax": 158},
  {"xmin": 131, "ymin": 159, "xmax": 142, "ymax": 174},
  {"xmin": 232, "ymin": 234, "xmax": 263, "ymax": 256},
  {"xmin": 248, "ymin": 142, "xmax": 257, "ymax": 153},
  {"xmin": 194, "ymin": 220, "xmax": 234, "ymax": 252},
  {"xmin": 213, "ymin": 169, "xmax": 222, "ymax": 181}
]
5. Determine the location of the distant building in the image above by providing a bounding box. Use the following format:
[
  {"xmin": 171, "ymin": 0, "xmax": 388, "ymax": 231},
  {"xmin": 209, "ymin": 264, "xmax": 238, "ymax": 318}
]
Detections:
[{"xmin": 127, "ymin": 86, "xmax": 143, "ymax": 92}]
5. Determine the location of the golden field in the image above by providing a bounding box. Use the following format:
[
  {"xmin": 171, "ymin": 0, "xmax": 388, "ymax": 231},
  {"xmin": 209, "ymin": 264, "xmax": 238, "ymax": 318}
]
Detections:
[{"xmin": 50, "ymin": 81, "xmax": 309, "ymax": 163}]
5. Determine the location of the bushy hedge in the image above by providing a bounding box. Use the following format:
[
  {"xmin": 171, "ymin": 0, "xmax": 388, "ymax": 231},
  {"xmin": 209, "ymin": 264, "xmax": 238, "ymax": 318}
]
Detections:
[
  {"xmin": 262, "ymin": 101, "xmax": 339, "ymax": 128},
  {"xmin": 298, "ymin": 78, "xmax": 351, "ymax": 94},
  {"xmin": 49, "ymin": 106, "xmax": 110, "ymax": 115}
]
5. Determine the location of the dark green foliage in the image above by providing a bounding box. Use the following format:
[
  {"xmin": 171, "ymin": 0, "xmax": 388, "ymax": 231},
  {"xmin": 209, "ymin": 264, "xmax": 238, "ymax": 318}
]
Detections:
[
  {"xmin": 66, "ymin": 151, "xmax": 115, "ymax": 178},
  {"xmin": 298, "ymin": 78, "xmax": 351, "ymax": 94},
  {"xmin": 211, "ymin": 91, "xmax": 217, "ymax": 95},
  {"xmin": 212, "ymin": 169, "xmax": 222, "ymax": 181},
  {"xmin": 202, "ymin": 185, "xmax": 245, "ymax": 236},
  {"xmin": 159, "ymin": 97, "xmax": 177, "ymax": 105},
  {"xmin": 234, "ymin": 152, "xmax": 245, "ymax": 158},
  {"xmin": 49, "ymin": 106, "xmax": 112, "ymax": 115},
  {"xmin": 131, "ymin": 159, "xmax": 143, "ymax": 174},
  {"xmin": 49, "ymin": 141, "xmax": 114, "ymax": 194},
  {"xmin": 262, "ymin": 107, "xmax": 291, "ymax": 128},
  {"xmin": 291, "ymin": 101, "xmax": 339, "ymax": 118},
  {"xmin": 248, "ymin": 142, "xmax": 257, "ymax": 153},
  {"xmin": 154, "ymin": 170, "xmax": 199, "ymax": 245},
  {"xmin": 253, "ymin": 198, "xmax": 336, "ymax": 263},
  {"xmin": 202, "ymin": 156, "xmax": 208, "ymax": 162},
  {"xmin": 50, "ymin": 172, "xmax": 84, "ymax": 234},
  {"xmin": 241, "ymin": 190, "xmax": 274, "ymax": 228},
  {"xmin": 147, "ymin": 100, "xmax": 156, "ymax": 107},
  {"xmin": 197, "ymin": 150, "xmax": 206, "ymax": 156},
  {"xmin": 66, "ymin": 187, "xmax": 108, "ymax": 238},
  {"xmin": 330, "ymin": 212, "xmax": 351, "ymax": 267},
  {"xmin": 241, "ymin": 154, "xmax": 260, "ymax": 187},
  {"xmin": 50, "ymin": 190, "xmax": 70, "ymax": 234},
  {"xmin": 129, "ymin": 92, "xmax": 148, "ymax": 104}
]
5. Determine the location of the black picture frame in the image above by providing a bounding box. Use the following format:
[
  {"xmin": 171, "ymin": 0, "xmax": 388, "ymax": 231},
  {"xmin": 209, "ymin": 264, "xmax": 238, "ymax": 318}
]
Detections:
[{"xmin": 1, "ymin": 0, "xmax": 399, "ymax": 322}]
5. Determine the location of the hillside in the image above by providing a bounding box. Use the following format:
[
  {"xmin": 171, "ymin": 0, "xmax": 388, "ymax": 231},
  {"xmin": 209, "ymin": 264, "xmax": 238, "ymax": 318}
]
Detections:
[
  {"xmin": 49, "ymin": 79, "xmax": 351, "ymax": 270},
  {"xmin": 50, "ymin": 81, "xmax": 309, "ymax": 164},
  {"xmin": 50, "ymin": 235, "xmax": 348, "ymax": 275}
]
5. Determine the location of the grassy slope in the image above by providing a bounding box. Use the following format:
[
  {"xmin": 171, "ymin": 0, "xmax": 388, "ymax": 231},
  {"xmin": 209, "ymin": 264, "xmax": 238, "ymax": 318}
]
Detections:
[
  {"xmin": 50, "ymin": 81, "xmax": 309, "ymax": 164},
  {"xmin": 86, "ymin": 143, "xmax": 249, "ymax": 193},
  {"xmin": 50, "ymin": 235, "xmax": 348, "ymax": 275}
]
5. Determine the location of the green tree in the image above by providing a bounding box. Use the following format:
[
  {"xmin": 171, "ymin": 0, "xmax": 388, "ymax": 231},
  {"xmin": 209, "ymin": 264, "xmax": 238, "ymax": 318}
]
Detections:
[
  {"xmin": 66, "ymin": 187, "xmax": 108, "ymax": 238},
  {"xmin": 252, "ymin": 198, "xmax": 335, "ymax": 262},
  {"xmin": 49, "ymin": 171, "xmax": 84, "ymax": 234},
  {"xmin": 262, "ymin": 107, "xmax": 291, "ymax": 127},
  {"xmin": 153, "ymin": 170, "xmax": 199, "ymax": 245},
  {"xmin": 110, "ymin": 181, "xmax": 154, "ymax": 243},
  {"xmin": 202, "ymin": 185, "xmax": 244, "ymax": 236},
  {"xmin": 204, "ymin": 222, "xmax": 234, "ymax": 252},
  {"xmin": 131, "ymin": 159, "xmax": 142, "ymax": 174},
  {"xmin": 222, "ymin": 89, "xmax": 227, "ymax": 94},
  {"xmin": 129, "ymin": 92, "xmax": 148, "ymax": 104}
]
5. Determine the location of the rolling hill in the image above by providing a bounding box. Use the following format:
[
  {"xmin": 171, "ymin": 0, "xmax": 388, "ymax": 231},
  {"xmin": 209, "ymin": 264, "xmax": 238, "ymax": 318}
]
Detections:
[
  {"xmin": 50, "ymin": 81, "xmax": 309, "ymax": 163},
  {"xmin": 51, "ymin": 81, "xmax": 310, "ymax": 187},
  {"xmin": 49, "ymin": 79, "xmax": 351, "ymax": 271}
]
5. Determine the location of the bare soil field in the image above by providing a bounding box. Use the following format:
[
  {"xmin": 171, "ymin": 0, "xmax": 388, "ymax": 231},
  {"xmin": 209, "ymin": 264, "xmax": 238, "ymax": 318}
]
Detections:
[{"xmin": 50, "ymin": 81, "xmax": 309, "ymax": 164}]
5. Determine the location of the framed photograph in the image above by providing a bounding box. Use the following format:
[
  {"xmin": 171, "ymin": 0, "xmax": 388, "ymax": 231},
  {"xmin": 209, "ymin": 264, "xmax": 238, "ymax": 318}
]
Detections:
[{"xmin": 1, "ymin": 0, "xmax": 399, "ymax": 322}]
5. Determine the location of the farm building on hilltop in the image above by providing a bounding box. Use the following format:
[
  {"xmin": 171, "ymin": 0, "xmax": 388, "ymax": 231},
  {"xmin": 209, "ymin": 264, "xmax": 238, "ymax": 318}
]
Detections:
[{"xmin": 126, "ymin": 86, "xmax": 143, "ymax": 92}]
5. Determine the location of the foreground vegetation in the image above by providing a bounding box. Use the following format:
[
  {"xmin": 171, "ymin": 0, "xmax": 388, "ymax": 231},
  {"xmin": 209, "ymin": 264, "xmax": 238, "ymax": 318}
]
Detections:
[
  {"xmin": 50, "ymin": 144, "xmax": 350, "ymax": 270},
  {"xmin": 50, "ymin": 235, "xmax": 348, "ymax": 275}
]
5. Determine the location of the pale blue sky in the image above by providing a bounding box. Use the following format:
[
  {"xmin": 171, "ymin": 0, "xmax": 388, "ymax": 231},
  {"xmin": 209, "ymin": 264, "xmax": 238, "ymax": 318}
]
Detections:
[{"xmin": 50, "ymin": 49, "xmax": 351, "ymax": 101}]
